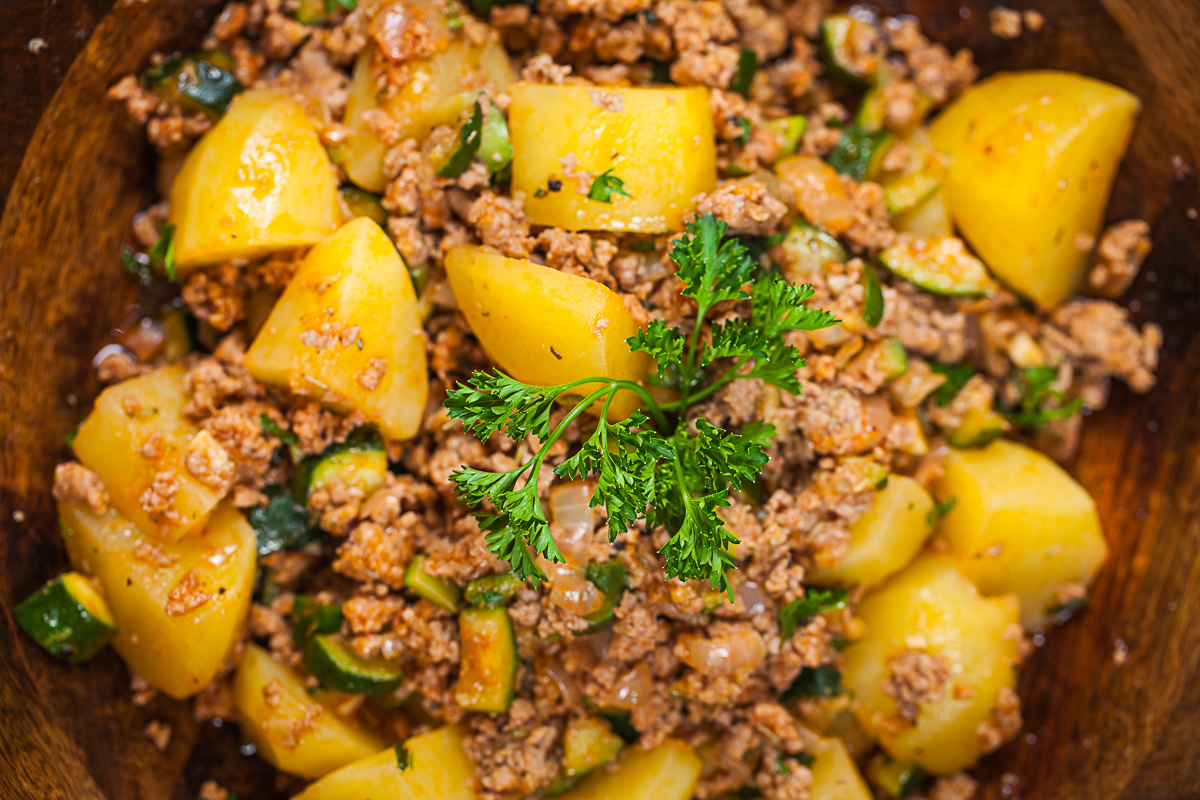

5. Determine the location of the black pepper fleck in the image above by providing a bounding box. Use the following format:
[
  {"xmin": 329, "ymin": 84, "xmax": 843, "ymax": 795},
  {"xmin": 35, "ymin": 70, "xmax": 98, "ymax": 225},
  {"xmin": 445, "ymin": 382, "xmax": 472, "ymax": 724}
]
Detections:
[{"xmin": 548, "ymin": 179, "xmax": 563, "ymax": 192}]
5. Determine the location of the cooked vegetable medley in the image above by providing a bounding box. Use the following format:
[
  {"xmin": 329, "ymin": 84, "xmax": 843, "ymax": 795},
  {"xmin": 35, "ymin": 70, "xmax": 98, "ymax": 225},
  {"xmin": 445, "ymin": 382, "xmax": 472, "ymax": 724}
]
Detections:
[{"xmin": 25, "ymin": 1, "xmax": 1165, "ymax": 798}]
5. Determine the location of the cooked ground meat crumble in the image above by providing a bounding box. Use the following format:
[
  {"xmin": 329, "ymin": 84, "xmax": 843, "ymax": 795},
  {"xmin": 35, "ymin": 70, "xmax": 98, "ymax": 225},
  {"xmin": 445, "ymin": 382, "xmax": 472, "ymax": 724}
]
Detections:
[{"xmin": 26, "ymin": 1, "xmax": 1165, "ymax": 799}]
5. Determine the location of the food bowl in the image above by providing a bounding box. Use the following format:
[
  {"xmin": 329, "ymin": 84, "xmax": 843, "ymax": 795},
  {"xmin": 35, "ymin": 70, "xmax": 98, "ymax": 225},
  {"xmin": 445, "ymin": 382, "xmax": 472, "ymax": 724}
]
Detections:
[{"xmin": 1, "ymin": 0, "xmax": 1198, "ymax": 798}]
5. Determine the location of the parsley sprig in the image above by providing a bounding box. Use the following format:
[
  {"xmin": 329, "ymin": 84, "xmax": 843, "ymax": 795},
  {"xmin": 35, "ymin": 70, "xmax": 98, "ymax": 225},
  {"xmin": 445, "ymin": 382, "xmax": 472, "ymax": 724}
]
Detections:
[
  {"xmin": 1002, "ymin": 365, "xmax": 1083, "ymax": 430},
  {"xmin": 446, "ymin": 215, "xmax": 837, "ymax": 593}
]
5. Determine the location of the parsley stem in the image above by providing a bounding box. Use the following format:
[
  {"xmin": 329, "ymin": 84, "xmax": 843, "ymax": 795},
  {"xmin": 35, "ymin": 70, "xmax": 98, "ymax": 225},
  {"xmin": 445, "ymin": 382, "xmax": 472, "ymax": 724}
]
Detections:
[
  {"xmin": 657, "ymin": 354, "xmax": 752, "ymax": 412},
  {"xmin": 529, "ymin": 383, "xmax": 616, "ymax": 476},
  {"xmin": 606, "ymin": 379, "xmax": 668, "ymax": 430}
]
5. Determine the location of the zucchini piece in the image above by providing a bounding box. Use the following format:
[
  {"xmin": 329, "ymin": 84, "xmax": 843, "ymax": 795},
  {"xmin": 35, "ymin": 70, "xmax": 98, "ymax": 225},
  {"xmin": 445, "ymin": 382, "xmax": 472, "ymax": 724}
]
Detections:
[
  {"xmin": 820, "ymin": 14, "xmax": 881, "ymax": 86},
  {"xmin": 479, "ymin": 101, "xmax": 513, "ymax": 182},
  {"xmin": 861, "ymin": 263, "xmax": 884, "ymax": 327},
  {"xmin": 405, "ymin": 554, "xmax": 463, "ymax": 612},
  {"xmin": 436, "ymin": 101, "xmax": 484, "ymax": 180},
  {"xmin": 294, "ymin": 428, "xmax": 388, "ymax": 504},
  {"xmin": 763, "ymin": 115, "xmax": 807, "ymax": 161},
  {"xmin": 248, "ymin": 485, "xmax": 316, "ymax": 557},
  {"xmin": 294, "ymin": 0, "xmax": 327, "ymax": 24},
  {"xmin": 778, "ymin": 221, "xmax": 848, "ymax": 282},
  {"xmin": 303, "ymin": 634, "xmax": 403, "ymax": 695},
  {"xmin": 847, "ymin": 337, "xmax": 907, "ymax": 383},
  {"xmin": 857, "ymin": 85, "xmax": 934, "ymax": 137},
  {"xmin": 14, "ymin": 572, "xmax": 118, "ymax": 663},
  {"xmin": 867, "ymin": 754, "xmax": 926, "ymax": 799},
  {"xmin": 455, "ymin": 606, "xmax": 518, "ymax": 713},
  {"xmin": 563, "ymin": 716, "xmax": 625, "ymax": 780},
  {"xmin": 583, "ymin": 561, "xmax": 626, "ymax": 633},
  {"xmin": 878, "ymin": 236, "xmax": 999, "ymax": 297},
  {"xmin": 465, "ymin": 573, "xmax": 525, "ymax": 607},
  {"xmin": 947, "ymin": 407, "xmax": 1010, "ymax": 448},
  {"xmin": 339, "ymin": 186, "xmax": 388, "ymax": 225},
  {"xmin": 292, "ymin": 596, "xmax": 344, "ymax": 646},
  {"xmin": 892, "ymin": 189, "xmax": 952, "ymax": 237},
  {"xmin": 883, "ymin": 171, "xmax": 942, "ymax": 216},
  {"xmin": 826, "ymin": 126, "xmax": 895, "ymax": 182},
  {"xmin": 144, "ymin": 51, "xmax": 244, "ymax": 118}
]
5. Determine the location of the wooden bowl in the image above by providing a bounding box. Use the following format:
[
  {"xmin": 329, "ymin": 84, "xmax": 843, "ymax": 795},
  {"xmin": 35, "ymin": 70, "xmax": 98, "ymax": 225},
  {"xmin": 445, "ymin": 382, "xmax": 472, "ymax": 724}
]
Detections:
[{"xmin": 2, "ymin": 0, "xmax": 1198, "ymax": 797}]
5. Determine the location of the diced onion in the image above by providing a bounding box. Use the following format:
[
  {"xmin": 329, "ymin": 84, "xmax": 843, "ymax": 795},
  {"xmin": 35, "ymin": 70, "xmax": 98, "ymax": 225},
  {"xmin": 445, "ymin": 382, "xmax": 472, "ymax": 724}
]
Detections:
[
  {"xmin": 676, "ymin": 629, "xmax": 766, "ymax": 676},
  {"xmin": 609, "ymin": 661, "xmax": 653, "ymax": 709},
  {"xmin": 739, "ymin": 581, "xmax": 766, "ymax": 617},
  {"xmin": 550, "ymin": 480, "xmax": 593, "ymax": 565},
  {"xmin": 544, "ymin": 657, "xmax": 581, "ymax": 707},
  {"xmin": 540, "ymin": 558, "xmax": 605, "ymax": 616}
]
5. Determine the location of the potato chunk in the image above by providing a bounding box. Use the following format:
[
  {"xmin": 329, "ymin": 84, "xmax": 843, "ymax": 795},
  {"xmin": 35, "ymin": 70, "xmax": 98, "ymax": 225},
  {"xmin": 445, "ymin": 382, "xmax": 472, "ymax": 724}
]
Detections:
[
  {"xmin": 936, "ymin": 438, "xmax": 1107, "ymax": 627},
  {"xmin": 245, "ymin": 218, "xmax": 428, "ymax": 440},
  {"xmin": 73, "ymin": 364, "xmax": 222, "ymax": 541},
  {"xmin": 558, "ymin": 739, "xmax": 702, "ymax": 800},
  {"xmin": 292, "ymin": 725, "xmax": 476, "ymax": 800},
  {"xmin": 58, "ymin": 500, "xmax": 256, "ymax": 698},
  {"xmin": 445, "ymin": 245, "xmax": 651, "ymax": 420},
  {"xmin": 810, "ymin": 738, "xmax": 872, "ymax": 800},
  {"xmin": 341, "ymin": 6, "xmax": 514, "ymax": 193},
  {"xmin": 233, "ymin": 644, "xmax": 389, "ymax": 780},
  {"xmin": 168, "ymin": 89, "xmax": 342, "ymax": 273},
  {"xmin": 842, "ymin": 554, "xmax": 1021, "ymax": 774},
  {"xmin": 929, "ymin": 71, "xmax": 1139, "ymax": 307},
  {"xmin": 509, "ymin": 83, "xmax": 716, "ymax": 232},
  {"xmin": 809, "ymin": 475, "xmax": 934, "ymax": 590}
]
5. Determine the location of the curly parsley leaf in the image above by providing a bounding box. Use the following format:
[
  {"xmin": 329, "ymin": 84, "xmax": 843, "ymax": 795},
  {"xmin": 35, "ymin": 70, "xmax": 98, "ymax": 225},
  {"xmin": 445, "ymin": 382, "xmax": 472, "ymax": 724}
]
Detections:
[
  {"xmin": 1002, "ymin": 365, "xmax": 1083, "ymax": 430},
  {"xmin": 445, "ymin": 370, "xmax": 557, "ymax": 442},
  {"xmin": 779, "ymin": 588, "xmax": 850, "ymax": 641},
  {"xmin": 628, "ymin": 320, "xmax": 686, "ymax": 380},
  {"xmin": 672, "ymin": 215, "xmax": 755, "ymax": 312},
  {"xmin": 260, "ymin": 413, "xmax": 299, "ymax": 445},
  {"xmin": 930, "ymin": 362, "xmax": 975, "ymax": 407},
  {"xmin": 587, "ymin": 169, "xmax": 632, "ymax": 203},
  {"xmin": 148, "ymin": 223, "xmax": 177, "ymax": 282}
]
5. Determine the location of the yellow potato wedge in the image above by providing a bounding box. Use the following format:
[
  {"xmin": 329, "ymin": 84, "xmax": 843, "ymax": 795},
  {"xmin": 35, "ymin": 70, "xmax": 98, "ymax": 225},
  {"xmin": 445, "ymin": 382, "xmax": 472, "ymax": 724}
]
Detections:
[
  {"xmin": 810, "ymin": 738, "xmax": 873, "ymax": 800},
  {"xmin": 168, "ymin": 89, "xmax": 342, "ymax": 273},
  {"xmin": 58, "ymin": 500, "xmax": 256, "ymax": 698},
  {"xmin": 341, "ymin": 5, "xmax": 514, "ymax": 193},
  {"xmin": 509, "ymin": 83, "xmax": 716, "ymax": 233},
  {"xmin": 936, "ymin": 438, "xmax": 1108, "ymax": 627},
  {"xmin": 233, "ymin": 643, "xmax": 389, "ymax": 780},
  {"xmin": 809, "ymin": 475, "xmax": 934, "ymax": 590},
  {"xmin": 72, "ymin": 364, "xmax": 221, "ymax": 541},
  {"xmin": 842, "ymin": 554, "xmax": 1021, "ymax": 774},
  {"xmin": 558, "ymin": 739, "xmax": 702, "ymax": 800},
  {"xmin": 929, "ymin": 70, "xmax": 1140, "ymax": 307},
  {"xmin": 445, "ymin": 244, "xmax": 651, "ymax": 420},
  {"xmin": 245, "ymin": 217, "xmax": 428, "ymax": 440},
  {"xmin": 292, "ymin": 725, "xmax": 477, "ymax": 800}
]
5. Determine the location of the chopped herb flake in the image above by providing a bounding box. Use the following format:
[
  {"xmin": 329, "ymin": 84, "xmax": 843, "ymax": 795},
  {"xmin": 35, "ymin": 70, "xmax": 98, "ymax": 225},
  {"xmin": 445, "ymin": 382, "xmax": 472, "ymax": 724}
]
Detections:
[
  {"xmin": 779, "ymin": 588, "xmax": 849, "ymax": 641},
  {"xmin": 587, "ymin": 169, "xmax": 632, "ymax": 203},
  {"xmin": 260, "ymin": 413, "xmax": 299, "ymax": 445}
]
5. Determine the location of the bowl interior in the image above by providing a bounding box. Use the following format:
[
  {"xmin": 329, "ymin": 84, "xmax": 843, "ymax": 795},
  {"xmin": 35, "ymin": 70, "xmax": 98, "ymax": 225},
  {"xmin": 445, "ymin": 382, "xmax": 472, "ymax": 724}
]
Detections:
[{"xmin": 2, "ymin": 1, "xmax": 1199, "ymax": 798}]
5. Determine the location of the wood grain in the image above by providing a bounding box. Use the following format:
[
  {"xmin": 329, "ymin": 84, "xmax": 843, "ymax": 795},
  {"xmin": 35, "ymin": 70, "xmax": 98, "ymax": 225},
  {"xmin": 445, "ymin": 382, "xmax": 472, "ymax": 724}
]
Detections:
[{"xmin": 0, "ymin": 1, "xmax": 1197, "ymax": 798}]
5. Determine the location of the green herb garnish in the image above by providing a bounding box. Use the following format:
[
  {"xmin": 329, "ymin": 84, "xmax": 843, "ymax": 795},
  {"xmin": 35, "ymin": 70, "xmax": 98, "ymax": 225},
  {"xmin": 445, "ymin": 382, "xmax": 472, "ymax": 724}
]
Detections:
[
  {"xmin": 260, "ymin": 413, "xmax": 299, "ymax": 445},
  {"xmin": 587, "ymin": 169, "xmax": 632, "ymax": 203},
  {"xmin": 930, "ymin": 362, "xmax": 975, "ymax": 407},
  {"xmin": 1002, "ymin": 365, "xmax": 1083, "ymax": 430},
  {"xmin": 779, "ymin": 588, "xmax": 849, "ymax": 640},
  {"xmin": 861, "ymin": 263, "xmax": 884, "ymax": 327},
  {"xmin": 147, "ymin": 223, "xmax": 177, "ymax": 282},
  {"xmin": 782, "ymin": 664, "xmax": 841, "ymax": 699},
  {"xmin": 248, "ymin": 486, "xmax": 317, "ymax": 556},
  {"xmin": 730, "ymin": 47, "xmax": 758, "ymax": 95},
  {"xmin": 736, "ymin": 117, "xmax": 751, "ymax": 147},
  {"xmin": 926, "ymin": 496, "xmax": 956, "ymax": 527},
  {"xmin": 327, "ymin": 0, "xmax": 356, "ymax": 11},
  {"xmin": 395, "ymin": 742, "xmax": 412, "ymax": 771},
  {"xmin": 445, "ymin": 215, "xmax": 837, "ymax": 592},
  {"xmin": 437, "ymin": 102, "xmax": 484, "ymax": 179}
]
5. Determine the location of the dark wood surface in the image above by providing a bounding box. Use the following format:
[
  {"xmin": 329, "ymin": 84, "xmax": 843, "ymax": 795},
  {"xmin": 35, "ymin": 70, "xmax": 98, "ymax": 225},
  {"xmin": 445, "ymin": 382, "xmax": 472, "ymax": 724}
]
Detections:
[{"xmin": 1, "ymin": 1, "xmax": 1198, "ymax": 798}]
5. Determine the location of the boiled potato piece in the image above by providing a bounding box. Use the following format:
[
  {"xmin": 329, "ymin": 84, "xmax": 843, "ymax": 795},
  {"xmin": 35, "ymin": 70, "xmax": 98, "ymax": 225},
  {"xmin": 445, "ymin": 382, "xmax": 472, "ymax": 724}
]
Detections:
[
  {"xmin": 233, "ymin": 644, "xmax": 389, "ymax": 780},
  {"xmin": 292, "ymin": 725, "xmax": 476, "ymax": 800},
  {"xmin": 58, "ymin": 500, "xmax": 255, "ymax": 698},
  {"xmin": 342, "ymin": 3, "xmax": 514, "ymax": 193},
  {"xmin": 558, "ymin": 739, "xmax": 702, "ymax": 800},
  {"xmin": 510, "ymin": 83, "xmax": 716, "ymax": 233},
  {"xmin": 445, "ymin": 245, "xmax": 651, "ymax": 420},
  {"xmin": 810, "ymin": 739, "xmax": 873, "ymax": 800},
  {"xmin": 73, "ymin": 364, "xmax": 222, "ymax": 541},
  {"xmin": 809, "ymin": 475, "xmax": 934, "ymax": 590},
  {"xmin": 169, "ymin": 89, "xmax": 342, "ymax": 273},
  {"xmin": 929, "ymin": 71, "xmax": 1139, "ymax": 307},
  {"xmin": 842, "ymin": 554, "xmax": 1021, "ymax": 774},
  {"xmin": 936, "ymin": 438, "xmax": 1107, "ymax": 627},
  {"xmin": 246, "ymin": 218, "xmax": 428, "ymax": 440}
]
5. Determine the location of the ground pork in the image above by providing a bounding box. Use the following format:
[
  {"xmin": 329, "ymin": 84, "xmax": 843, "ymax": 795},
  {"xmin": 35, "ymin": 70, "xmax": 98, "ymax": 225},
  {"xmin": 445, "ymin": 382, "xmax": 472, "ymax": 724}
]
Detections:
[
  {"xmin": 332, "ymin": 518, "xmax": 420, "ymax": 588},
  {"xmin": 52, "ymin": 462, "xmax": 109, "ymax": 514},
  {"xmin": 695, "ymin": 178, "xmax": 788, "ymax": 236},
  {"xmin": 977, "ymin": 686, "xmax": 1023, "ymax": 753},
  {"xmin": 1045, "ymin": 299, "xmax": 1161, "ymax": 392},
  {"xmin": 989, "ymin": 6, "xmax": 1023, "ymax": 39},
  {"xmin": 463, "ymin": 700, "xmax": 564, "ymax": 800},
  {"xmin": 1088, "ymin": 219, "xmax": 1152, "ymax": 298},
  {"xmin": 882, "ymin": 649, "xmax": 951, "ymax": 722}
]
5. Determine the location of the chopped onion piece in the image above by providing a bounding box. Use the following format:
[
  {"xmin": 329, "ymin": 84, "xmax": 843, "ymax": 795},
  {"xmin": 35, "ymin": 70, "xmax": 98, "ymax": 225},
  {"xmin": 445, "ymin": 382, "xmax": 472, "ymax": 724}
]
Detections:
[{"xmin": 676, "ymin": 629, "xmax": 766, "ymax": 676}]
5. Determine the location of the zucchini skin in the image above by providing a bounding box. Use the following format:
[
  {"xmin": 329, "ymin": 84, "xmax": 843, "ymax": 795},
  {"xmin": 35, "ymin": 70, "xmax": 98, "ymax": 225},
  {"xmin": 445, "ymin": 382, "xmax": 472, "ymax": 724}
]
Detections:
[
  {"xmin": 293, "ymin": 428, "xmax": 388, "ymax": 504},
  {"xmin": 15, "ymin": 573, "xmax": 117, "ymax": 663},
  {"xmin": 455, "ymin": 606, "xmax": 518, "ymax": 713},
  {"xmin": 303, "ymin": 634, "xmax": 403, "ymax": 695},
  {"xmin": 405, "ymin": 555, "xmax": 463, "ymax": 612}
]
